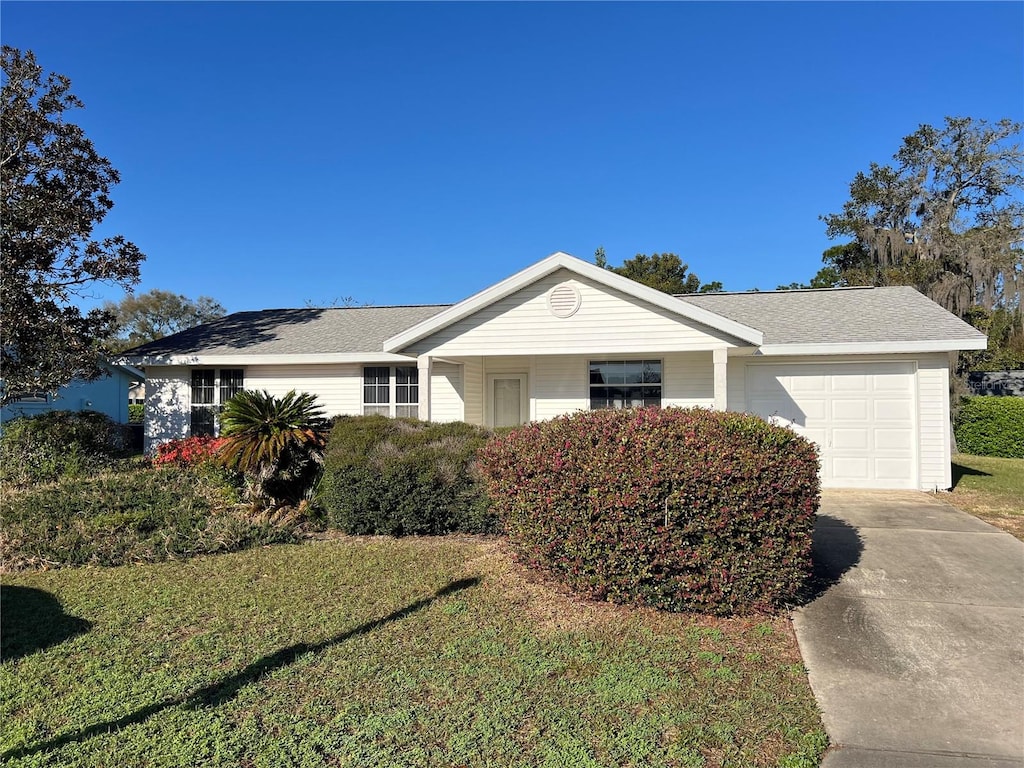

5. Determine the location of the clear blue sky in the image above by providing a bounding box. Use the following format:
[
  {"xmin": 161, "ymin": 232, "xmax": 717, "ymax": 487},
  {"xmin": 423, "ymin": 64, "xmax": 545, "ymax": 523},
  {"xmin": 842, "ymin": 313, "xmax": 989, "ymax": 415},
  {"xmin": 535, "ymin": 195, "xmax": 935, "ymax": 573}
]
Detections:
[{"xmin": 3, "ymin": 1, "xmax": 1022, "ymax": 312}]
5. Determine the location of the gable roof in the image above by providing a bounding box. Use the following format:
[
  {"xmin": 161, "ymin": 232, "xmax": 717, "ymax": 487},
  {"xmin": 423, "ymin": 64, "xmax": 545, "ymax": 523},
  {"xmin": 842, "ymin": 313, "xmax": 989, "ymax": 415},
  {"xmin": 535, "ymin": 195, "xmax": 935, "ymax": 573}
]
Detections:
[
  {"xmin": 382, "ymin": 252, "xmax": 765, "ymax": 352},
  {"xmin": 123, "ymin": 305, "xmax": 449, "ymax": 364},
  {"xmin": 680, "ymin": 286, "xmax": 987, "ymax": 353},
  {"xmin": 122, "ymin": 254, "xmax": 987, "ymax": 365}
]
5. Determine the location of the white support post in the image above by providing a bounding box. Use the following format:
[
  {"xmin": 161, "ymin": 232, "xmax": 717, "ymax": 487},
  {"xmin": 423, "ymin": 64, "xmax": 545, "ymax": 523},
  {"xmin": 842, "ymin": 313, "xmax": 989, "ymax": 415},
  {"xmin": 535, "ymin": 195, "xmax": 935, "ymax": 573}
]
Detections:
[
  {"xmin": 417, "ymin": 354, "xmax": 432, "ymax": 421},
  {"xmin": 713, "ymin": 348, "xmax": 728, "ymax": 411}
]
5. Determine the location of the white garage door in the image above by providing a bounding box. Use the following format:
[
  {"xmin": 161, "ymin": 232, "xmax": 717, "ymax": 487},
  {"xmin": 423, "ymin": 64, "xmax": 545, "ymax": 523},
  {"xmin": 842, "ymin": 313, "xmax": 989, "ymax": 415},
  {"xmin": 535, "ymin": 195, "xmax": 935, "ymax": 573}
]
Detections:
[{"xmin": 745, "ymin": 362, "xmax": 917, "ymax": 489}]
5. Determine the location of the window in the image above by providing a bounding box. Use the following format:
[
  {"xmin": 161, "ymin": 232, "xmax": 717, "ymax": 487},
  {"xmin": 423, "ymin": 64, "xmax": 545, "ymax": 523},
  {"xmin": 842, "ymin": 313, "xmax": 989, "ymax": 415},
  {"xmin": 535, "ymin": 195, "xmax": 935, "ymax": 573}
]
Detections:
[
  {"xmin": 589, "ymin": 360, "xmax": 661, "ymax": 409},
  {"xmin": 10, "ymin": 391, "xmax": 48, "ymax": 403},
  {"xmin": 190, "ymin": 368, "xmax": 244, "ymax": 436},
  {"xmin": 363, "ymin": 365, "xmax": 418, "ymax": 418}
]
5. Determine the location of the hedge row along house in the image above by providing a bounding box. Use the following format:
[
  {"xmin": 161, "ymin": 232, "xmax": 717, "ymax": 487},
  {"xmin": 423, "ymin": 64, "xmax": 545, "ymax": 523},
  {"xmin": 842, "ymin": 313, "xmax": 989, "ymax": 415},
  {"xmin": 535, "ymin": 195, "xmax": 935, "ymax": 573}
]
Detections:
[{"xmin": 123, "ymin": 252, "xmax": 986, "ymax": 491}]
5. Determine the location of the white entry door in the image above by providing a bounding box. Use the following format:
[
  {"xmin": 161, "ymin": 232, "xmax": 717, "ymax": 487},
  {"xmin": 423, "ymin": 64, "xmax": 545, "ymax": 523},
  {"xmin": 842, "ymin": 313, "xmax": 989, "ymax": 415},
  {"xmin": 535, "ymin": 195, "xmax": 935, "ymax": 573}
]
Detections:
[
  {"xmin": 745, "ymin": 362, "xmax": 917, "ymax": 489},
  {"xmin": 487, "ymin": 374, "xmax": 529, "ymax": 428}
]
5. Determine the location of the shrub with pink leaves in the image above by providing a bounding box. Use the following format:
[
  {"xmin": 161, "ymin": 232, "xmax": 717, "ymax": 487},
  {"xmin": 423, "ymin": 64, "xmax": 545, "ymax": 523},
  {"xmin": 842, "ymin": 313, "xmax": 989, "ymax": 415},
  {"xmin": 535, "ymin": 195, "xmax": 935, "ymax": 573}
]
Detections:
[
  {"xmin": 477, "ymin": 407, "xmax": 820, "ymax": 615},
  {"xmin": 153, "ymin": 436, "xmax": 227, "ymax": 467}
]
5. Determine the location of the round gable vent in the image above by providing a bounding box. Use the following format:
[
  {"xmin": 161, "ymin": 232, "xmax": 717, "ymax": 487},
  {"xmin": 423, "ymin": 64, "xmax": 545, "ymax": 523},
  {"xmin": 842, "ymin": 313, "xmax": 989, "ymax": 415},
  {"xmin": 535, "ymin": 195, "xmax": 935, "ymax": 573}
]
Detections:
[{"xmin": 547, "ymin": 283, "xmax": 582, "ymax": 318}]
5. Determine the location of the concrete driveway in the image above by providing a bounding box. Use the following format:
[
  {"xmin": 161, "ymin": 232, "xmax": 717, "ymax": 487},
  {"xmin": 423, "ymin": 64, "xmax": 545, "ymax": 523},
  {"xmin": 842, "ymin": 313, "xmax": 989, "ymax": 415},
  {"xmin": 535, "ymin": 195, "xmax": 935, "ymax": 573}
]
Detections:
[{"xmin": 794, "ymin": 490, "xmax": 1024, "ymax": 768}]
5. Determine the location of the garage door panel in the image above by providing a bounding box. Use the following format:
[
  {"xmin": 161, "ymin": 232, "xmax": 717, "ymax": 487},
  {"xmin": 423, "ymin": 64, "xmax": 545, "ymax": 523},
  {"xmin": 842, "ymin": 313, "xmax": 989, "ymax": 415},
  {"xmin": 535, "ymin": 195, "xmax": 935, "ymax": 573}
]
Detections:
[
  {"xmin": 875, "ymin": 458, "xmax": 913, "ymax": 480},
  {"xmin": 875, "ymin": 428, "xmax": 913, "ymax": 450},
  {"xmin": 832, "ymin": 399, "xmax": 868, "ymax": 421},
  {"xmin": 874, "ymin": 399, "xmax": 914, "ymax": 422},
  {"xmin": 832, "ymin": 428, "xmax": 869, "ymax": 450},
  {"xmin": 832, "ymin": 457, "xmax": 870, "ymax": 479},
  {"xmin": 746, "ymin": 362, "xmax": 917, "ymax": 489},
  {"xmin": 790, "ymin": 375, "xmax": 828, "ymax": 393},
  {"xmin": 831, "ymin": 374, "xmax": 869, "ymax": 392}
]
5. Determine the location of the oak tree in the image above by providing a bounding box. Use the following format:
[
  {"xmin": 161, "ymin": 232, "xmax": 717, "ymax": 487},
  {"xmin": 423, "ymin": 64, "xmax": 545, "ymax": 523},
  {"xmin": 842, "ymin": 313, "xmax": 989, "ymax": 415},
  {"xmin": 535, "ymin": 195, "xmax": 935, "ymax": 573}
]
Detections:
[
  {"xmin": 105, "ymin": 290, "xmax": 226, "ymax": 352},
  {"xmin": 1, "ymin": 47, "xmax": 144, "ymax": 404}
]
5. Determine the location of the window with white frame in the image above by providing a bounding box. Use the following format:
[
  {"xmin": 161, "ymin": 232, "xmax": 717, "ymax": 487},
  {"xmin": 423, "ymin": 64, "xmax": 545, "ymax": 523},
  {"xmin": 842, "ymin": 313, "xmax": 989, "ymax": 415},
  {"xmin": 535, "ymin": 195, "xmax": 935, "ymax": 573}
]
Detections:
[
  {"xmin": 9, "ymin": 391, "xmax": 49, "ymax": 403},
  {"xmin": 363, "ymin": 365, "xmax": 418, "ymax": 418},
  {"xmin": 589, "ymin": 360, "xmax": 662, "ymax": 409},
  {"xmin": 190, "ymin": 368, "xmax": 244, "ymax": 436}
]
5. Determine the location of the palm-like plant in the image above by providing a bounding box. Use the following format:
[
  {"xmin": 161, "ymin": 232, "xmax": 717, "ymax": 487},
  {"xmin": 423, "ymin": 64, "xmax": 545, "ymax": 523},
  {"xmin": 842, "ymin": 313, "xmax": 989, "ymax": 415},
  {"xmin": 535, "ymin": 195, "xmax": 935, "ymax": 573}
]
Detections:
[{"xmin": 218, "ymin": 389, "xmax": 327, "ymax": 507}]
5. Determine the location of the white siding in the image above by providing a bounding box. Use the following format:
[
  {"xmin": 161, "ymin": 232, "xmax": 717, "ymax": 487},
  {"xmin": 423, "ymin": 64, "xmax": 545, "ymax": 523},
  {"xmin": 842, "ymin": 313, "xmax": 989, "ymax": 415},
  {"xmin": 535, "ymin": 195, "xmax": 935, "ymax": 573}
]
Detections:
[
  {"xmin": 463, "ymin": 357, "xmax": 484, "ymax": 425},
  {"xmin": 430, "ymin": 361, "xmax": 464, "ymax": 422},
  {"xmin": 534, "ymin": 357, "xmax": 587, "ymax": 420},
  {"xmin": 466, "ymin": 352, "xmax": 718, "ymax": 423},
  {"xmin": 144, "ymin": 366, "xmax": 191, "ymax": 451},
  {"xmin": 663, "ymin": 352, "xmax": 715, "ymax": 408},
  {"xmin": 246, "ymin": 364, "xmax": 362, "ymax": 416},
  {"xmin": 405, "ymin": 269, "xmax": 741, "ymax": 357},
  {"xmin": 917, "ymin": 353, "xmax": 953, "ymax": 490}
]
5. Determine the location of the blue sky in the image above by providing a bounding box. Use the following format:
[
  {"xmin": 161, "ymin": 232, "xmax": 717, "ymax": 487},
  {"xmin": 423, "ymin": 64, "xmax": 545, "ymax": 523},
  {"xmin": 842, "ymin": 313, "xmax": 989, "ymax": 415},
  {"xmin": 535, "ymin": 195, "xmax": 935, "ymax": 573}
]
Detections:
[{"xmin": 3, "ymin": 1, "xmax": 1022, "ymax": 312}]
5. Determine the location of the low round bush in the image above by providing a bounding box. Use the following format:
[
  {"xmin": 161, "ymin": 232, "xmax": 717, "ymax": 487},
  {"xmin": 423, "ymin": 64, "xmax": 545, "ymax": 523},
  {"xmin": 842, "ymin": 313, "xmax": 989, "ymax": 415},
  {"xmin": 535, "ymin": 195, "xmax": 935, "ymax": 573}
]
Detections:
[
  {"xmin": 477, "ymin": 407, "xmax": 820, "ymax": 615},
  {"xmin": 954, "ymin": 396, "xmax": 1024, "ymax": 458},
  {"xmin": 0, "ymin": 410, "xmax": 134, "ymax": 487},
  {"xmin": 316, "ymin": 415, "xmax": 496, "ymax": 535}
]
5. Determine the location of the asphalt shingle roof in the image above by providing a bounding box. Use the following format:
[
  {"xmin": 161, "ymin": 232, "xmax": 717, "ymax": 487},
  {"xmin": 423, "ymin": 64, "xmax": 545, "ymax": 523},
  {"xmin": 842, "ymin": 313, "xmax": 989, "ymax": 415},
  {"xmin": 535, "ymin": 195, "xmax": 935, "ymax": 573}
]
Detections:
[
  {"xmin": 678, "ymin": 285, "xmax": 986, "ymax": 346},
  {"xmin": 124, "ymin": 305, "xmax": 451, "ymax": 356},
  {"xmin": 124, "ymin": 285, "xmax": 984, "ymax": 358}
]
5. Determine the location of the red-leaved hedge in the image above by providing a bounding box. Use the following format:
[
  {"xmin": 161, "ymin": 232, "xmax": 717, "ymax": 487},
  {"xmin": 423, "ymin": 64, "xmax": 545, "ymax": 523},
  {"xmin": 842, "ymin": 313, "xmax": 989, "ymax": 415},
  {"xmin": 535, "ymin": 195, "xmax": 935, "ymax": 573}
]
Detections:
[
  {"xmin": 477, "ymin": 407, "xmax": 820, "ymax": 615},
  {"xmin": 153, "ymin": 436, "xmax": 227, "ymax": 467}
]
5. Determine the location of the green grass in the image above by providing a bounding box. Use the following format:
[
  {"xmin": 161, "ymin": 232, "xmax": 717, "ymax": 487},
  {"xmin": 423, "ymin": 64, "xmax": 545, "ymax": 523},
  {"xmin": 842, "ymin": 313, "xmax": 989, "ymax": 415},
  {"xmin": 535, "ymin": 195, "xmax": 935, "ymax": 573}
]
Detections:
[
  {"xmin": 948, "ymin": 454, "xmax": 1024, "ymax": 540},
  {"xmin": 1, "ymin": 538, "xmax": 827, "ymax": 767}
]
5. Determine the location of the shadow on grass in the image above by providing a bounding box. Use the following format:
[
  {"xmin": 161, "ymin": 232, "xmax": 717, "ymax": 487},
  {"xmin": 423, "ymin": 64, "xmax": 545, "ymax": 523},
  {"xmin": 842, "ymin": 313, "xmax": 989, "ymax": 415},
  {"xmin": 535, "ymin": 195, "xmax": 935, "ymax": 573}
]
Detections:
[
  {"xmin": 1, "ymin": 576, "xmax": 482, "ymax": 761},
  {"xmin": 0, "ymin": 586, "xmax": 92, "ymax": 662},
  {"xmin": 793, "ymin": 514, "xmax": 864, "ymax": 606},
  {"xmin": 951, "ymin": 461, "xmax": 992, "ymax": 489}
]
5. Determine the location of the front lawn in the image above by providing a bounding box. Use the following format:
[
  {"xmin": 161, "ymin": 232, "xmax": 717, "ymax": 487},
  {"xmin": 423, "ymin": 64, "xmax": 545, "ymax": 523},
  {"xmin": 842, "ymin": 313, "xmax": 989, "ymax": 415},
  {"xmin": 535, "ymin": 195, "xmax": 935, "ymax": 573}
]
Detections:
[
  {"xmin": 947, "ymin": 454, "xmax": 1024, "ymax": 540},
  {"xmin": 1, "ymin": 538, "xmax": 826, "ymax": 767}
]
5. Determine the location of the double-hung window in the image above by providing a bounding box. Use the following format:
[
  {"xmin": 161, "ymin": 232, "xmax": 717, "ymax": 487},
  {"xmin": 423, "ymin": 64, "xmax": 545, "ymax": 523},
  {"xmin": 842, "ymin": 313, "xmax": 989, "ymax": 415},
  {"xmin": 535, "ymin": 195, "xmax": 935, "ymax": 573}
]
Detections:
[
  {"xmin": 363, "ymin": 366, "xmax": 418, "ymax": 418},
  {"xmin": 190, "ymin": 368, "xmax": 244, "ymax": 436},
  {"xmin": 589, "ymin": 360, "xmax": 662, "ymax": 409}
]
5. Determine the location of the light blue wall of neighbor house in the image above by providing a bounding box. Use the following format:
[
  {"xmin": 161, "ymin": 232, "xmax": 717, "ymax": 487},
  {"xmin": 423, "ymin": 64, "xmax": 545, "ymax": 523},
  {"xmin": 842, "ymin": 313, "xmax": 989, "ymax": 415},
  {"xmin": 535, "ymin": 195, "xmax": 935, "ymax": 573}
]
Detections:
[{"xmin": 1, "ymin": 365, "xmax": 142, "ymax": 427}]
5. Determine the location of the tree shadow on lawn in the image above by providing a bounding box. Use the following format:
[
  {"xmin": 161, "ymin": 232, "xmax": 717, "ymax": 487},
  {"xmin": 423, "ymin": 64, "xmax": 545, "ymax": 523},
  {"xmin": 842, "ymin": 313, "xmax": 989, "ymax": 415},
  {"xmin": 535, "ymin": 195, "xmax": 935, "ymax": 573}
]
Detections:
[
  {"xmin": 793, "ymin": 514, "xmax": 864, "ymax": 607},
  {"xmin": 2, "ymin": 576, "xmax": 482, "ymax": 762},
  {"xmin": 1, "ymin": 586, "xmax": 92, "ymax": 662}
]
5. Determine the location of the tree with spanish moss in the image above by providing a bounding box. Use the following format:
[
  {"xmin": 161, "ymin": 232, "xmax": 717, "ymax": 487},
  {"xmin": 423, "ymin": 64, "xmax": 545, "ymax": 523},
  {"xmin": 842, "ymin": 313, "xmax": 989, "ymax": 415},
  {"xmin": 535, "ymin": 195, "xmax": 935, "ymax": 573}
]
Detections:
[{"xmin": 821, "ymin": 117, "xmax": 1023, "ymax": 317}]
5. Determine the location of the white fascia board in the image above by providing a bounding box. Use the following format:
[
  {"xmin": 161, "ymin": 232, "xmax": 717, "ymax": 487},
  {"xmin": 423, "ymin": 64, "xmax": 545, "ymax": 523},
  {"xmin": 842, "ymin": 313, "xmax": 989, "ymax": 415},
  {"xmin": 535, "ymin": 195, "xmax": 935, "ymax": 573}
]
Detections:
[
  {"xmin": 756, "ymin": 338, "xmax": 988, "ymax": 356},
  {"xmin": 126, "ymin": 352, "xmax": 416, "ymax": 367},
  {"xmin": 383, "ymin": 251, "xmax": 764, "ymax": 352},
  {"xmin": 106, "ymin": 361, "xmax": 147, "ymax": 379}
]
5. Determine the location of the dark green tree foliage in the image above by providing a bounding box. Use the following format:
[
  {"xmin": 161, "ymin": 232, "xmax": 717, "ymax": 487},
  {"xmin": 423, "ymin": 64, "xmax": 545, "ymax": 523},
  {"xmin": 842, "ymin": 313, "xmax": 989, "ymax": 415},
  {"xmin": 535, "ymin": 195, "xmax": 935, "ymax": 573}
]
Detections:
[
  {"xmin": 595, "ymin": 248, "xmax": 722, "ymax": 294},
  {"xmin": 821, "ymin": 117, "xmax": 1023, "ymax": 317},
  {"xmin": 1, "ymin": 48, "xmax": 144, "ymax": 404},
  {"xmin": 105, "ymin": 290, "xmax": 226, "ymax": 352}
]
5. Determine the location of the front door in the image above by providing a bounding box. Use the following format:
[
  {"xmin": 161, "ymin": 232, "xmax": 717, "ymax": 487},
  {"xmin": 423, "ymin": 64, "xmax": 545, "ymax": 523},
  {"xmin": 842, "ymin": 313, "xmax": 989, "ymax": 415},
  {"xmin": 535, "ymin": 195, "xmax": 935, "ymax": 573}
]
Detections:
[{"xmin": 487, "ymin": 373, "xmax": 528, "ymax": 427}]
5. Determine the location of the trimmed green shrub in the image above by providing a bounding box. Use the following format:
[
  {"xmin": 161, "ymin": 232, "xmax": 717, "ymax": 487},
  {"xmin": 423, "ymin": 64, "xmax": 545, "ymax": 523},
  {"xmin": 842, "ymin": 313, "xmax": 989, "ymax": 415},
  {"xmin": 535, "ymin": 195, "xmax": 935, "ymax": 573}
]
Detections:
[
  {"xmin": 954, "ymin": 396, "xmax": 1024, "ymax": 458},
  {"xmin": 0, "ymin": 410, "xmax": 134, "ymax": 487},
  {"xmin": 477, "ymin": 407, "xmax": 820, "ymax": 615},
  {"xmin": 1, "ymin": 466, "xmax": 296, "ymax": 570},
  {"xmin": 317, "ymin": 415, "xmax": 496, "ymax": 535},
  {"xmin": 128, "ymin": 403, "xmax": 144, "ymax": 423}
]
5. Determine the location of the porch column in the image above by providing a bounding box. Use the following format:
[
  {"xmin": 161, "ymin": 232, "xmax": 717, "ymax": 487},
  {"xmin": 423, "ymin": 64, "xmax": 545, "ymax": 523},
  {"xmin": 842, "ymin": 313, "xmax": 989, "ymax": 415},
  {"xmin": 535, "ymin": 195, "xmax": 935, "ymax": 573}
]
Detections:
[
  {"xmin": 417, "ymin": 354, "xmax": 432, "ymax": 421},
  {"xmin": 713, "ymin": 348, "xmax": 728, "ymax": 411}
]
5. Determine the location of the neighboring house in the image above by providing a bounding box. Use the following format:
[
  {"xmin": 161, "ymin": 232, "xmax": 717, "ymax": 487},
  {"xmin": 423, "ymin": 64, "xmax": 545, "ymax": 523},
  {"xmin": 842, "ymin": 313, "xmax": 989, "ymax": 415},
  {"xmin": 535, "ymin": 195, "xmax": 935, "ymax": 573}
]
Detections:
[
  {"xmin": 124, "ymin": 252, "xmax": 987, "ymax": 491},
  {"xmin": 129, "ymin": 381, "xmax": 146, "ymax": 405},
  {"xmin": 1, "ymin": 361, "xmax": 145, "ymax": 426}
]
